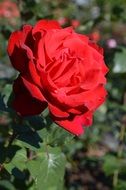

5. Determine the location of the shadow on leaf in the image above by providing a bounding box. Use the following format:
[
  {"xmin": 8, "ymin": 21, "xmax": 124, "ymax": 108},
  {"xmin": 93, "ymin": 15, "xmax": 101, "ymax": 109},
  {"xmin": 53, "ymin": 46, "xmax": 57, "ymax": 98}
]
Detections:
[
  {"xmin": 18, "ymin": 131, "xmax": 42, "ymax": 148},
  {"xmin": 6, "ymin": 145, "xmax": 21, "ymax": 162}
]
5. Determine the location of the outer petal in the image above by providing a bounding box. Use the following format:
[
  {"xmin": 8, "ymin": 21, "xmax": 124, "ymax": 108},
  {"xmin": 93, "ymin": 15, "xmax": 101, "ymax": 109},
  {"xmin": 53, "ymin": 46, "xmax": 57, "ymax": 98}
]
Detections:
[
  {"xmin": 13, "ymin": 77, "xmax": 47, "ymax": 116},
  {"xmin": 52, "ymin": 111, "xmax": 93, "ymax": 135},
  {"xmin": 82, "ymin": 69, "xmax": 106, "ymax": 90},
  {"xmin": 89, "ymin": 41, "xmax": 103, "ymax": 55},
  {"xmin": 52, "ymin": 115, "xmax": 84, "ymax": 135},
  {"xmin": 78, "ymin": 33, "xmax": 89, "ymax": 43},
  {"xmin": 7, "ymin": 25, "xmax": 33, "ymax": 73},
  {"xmin": 32, "ymin": 19, "xmax": 61, "ymax": 36},
  {"xmin": 21, "ymin": 76, "xmax": 46, "ymax": 102},
  {"xmin": 7, "ymin": 25, "xmax": 32, "ymax": 55},
  {"xmin": 7, "ymin": 31, "xmax": 27, "ymax": 72},
  {"xmin": 88, "ymin": 43, "xmax": 109, "ymax": 74}
]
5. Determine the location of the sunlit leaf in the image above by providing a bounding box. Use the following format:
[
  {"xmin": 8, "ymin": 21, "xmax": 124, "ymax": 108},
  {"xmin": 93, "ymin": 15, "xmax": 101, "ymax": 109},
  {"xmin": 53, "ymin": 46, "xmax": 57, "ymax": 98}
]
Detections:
[
  {"xmin": 27, "ymin": 146, "xmax": 66, "ymax": 190},
  {"xmin": 4, "ymin": 148, "xmax": 27, "ymax": 174},
  {"xmin": 0, "ymin": 180, "xmax": 16, "ymax": 190}
]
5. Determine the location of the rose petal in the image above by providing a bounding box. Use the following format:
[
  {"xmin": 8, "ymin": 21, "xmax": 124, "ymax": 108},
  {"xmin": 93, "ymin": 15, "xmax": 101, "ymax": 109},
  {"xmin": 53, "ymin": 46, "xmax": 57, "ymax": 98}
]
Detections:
[
  {"xmin": 52, "ymin": 84, "xmax": 107, "ymax": 110},
  {"xmin": 7, "ymin": 31, "xmax": 26, "ymax": 72},
  {"xmin": 28, "ymin": 60, "xmax": 41, "ymax": 87},
  {"xmin": 63, "ymin": 33, "xmax": 90, "ymax": 57},
  {"xmin": 13, "ymin": 77, "xmax": 47, "ymax": 116},
  {"xmin": 21, "ymin": 76, "xmax": 46, "ymax": 102},
  {"xmin": 52, "ymin": 115, "xmax": 84, "ymax": 135},
  {"xmin": 82, "ymin": 69, "xmax": 106, "ymax": 90},
  {"xmin": 22, "ymin": 25, "xmax": 34, "ymax": 49},
  {"xmin": 52, "ymin": 111, "xmax": 93, "ymax": 135},
  {"xmin": 32, "ymin": 19, "xmax": 61, "ymax": 36},
  {"xmin": 78, "ymin": 34, "xmax": 89, "ymax": 43},
  {"xmin": 89, "ymin": 41, "xmax": 103, "ymax": 55},
  {"xmin": 35, "ymin": 38, "xmax": 46, "ymax": 71},
  {"xmin": 44, "ymin": 27, "xmax": 73, "ymax": 59},
  {"xmin": 48, "ymin": 103, "xmax": 69, "ymax": 118},
  {"xmin": 7, "ymin": 25, "xmax": 33, "ymax": 73}
]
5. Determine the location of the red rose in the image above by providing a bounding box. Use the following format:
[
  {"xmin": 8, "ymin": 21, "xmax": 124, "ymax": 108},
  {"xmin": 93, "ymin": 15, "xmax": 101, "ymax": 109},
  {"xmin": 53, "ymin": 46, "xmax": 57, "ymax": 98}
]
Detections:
[
  {"xmin": 7, "ymin": 19, "xmax": 108, "ymax": 135},
  {"xmin": 0, "ymin": 0, "xmax": 20, "ymax": 26},
  {"xmin": 89, "ymin": 31, "xmax": 101, "ymax": 43},
  {"xmin": 71, "ymin": 19, "xmax": 80, "ymax": 28},
  {"xmin": 58, "ymin": 17, "xmax": 68, "ymax": 26},
  {"xmin": 0, "ymin": 0, "xmax": 20, "ymax": 18}
]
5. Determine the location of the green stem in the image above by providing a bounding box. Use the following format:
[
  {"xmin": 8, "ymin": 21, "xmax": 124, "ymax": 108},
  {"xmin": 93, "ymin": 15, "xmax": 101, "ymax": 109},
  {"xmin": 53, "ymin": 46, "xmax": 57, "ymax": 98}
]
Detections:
[
  {"xmin": 113, "ymin": 124, "xmax": 126, "ymax": 188},
  {"xmin": 113, "ymin": 169, "xmax": 119, "ymax": 188}
]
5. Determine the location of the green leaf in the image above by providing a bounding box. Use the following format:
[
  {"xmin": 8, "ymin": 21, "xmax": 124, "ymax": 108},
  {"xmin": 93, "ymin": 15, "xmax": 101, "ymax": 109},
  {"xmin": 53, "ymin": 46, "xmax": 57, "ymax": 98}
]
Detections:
[
  {"xmin": 18, "ymin": 131, "xmax": 42, "ymax": 149},
  {"xmin": 115, "ymin": 180, "xmax": 126, "ymax": 190},
  {"xmin": 0, "ymin": 94, "xmax": 8, "ymax": 112},
  {"xmin": 25, "ymin": 115, "xmax": 46, "ymax": 131},
  {"xmin": 4, "ymin": 148, "xmax": 27, "ymax": 174},
  {"xmin": 0, "ymin": 180, "xmax": 16, "ymax": 190},
  {"xmin": 2, "ymin": 84, "xmax": 12, "ymax": 106},
  {"xmin": 113, "ymin": 47, "xmax": 126, "ymax": 73},
  {"xmin": 103, "ymin": 155, "xmax": 120, "ymax": 176},
  {"xmin": 27, "ymin": 146, "xmax": 66, "ymax": 190},
  {"xmin": 12, "ymin": 124, "xmax": 43, "ymax": 150},
  {"xmin": 12, "ymin": 124, "xmax": 32, "ymax": 133},
  {"xmin": 6, "ymin": 145, "xmax": 21, "ymax": 161},
  {"xmin": 38, "ymin": 123, "xmax": 74, "ymax": 146},
  {"xmin": 0, "ymin": 84, "xmax": 14, "ymax": 112}
]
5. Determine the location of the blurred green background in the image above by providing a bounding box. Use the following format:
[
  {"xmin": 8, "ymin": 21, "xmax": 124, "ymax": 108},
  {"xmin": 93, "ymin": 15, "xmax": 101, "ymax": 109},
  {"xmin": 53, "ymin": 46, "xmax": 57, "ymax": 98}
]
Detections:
[{"xmin": 0, "ymin": 0, "xmax": 126, "ymax": 190}]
